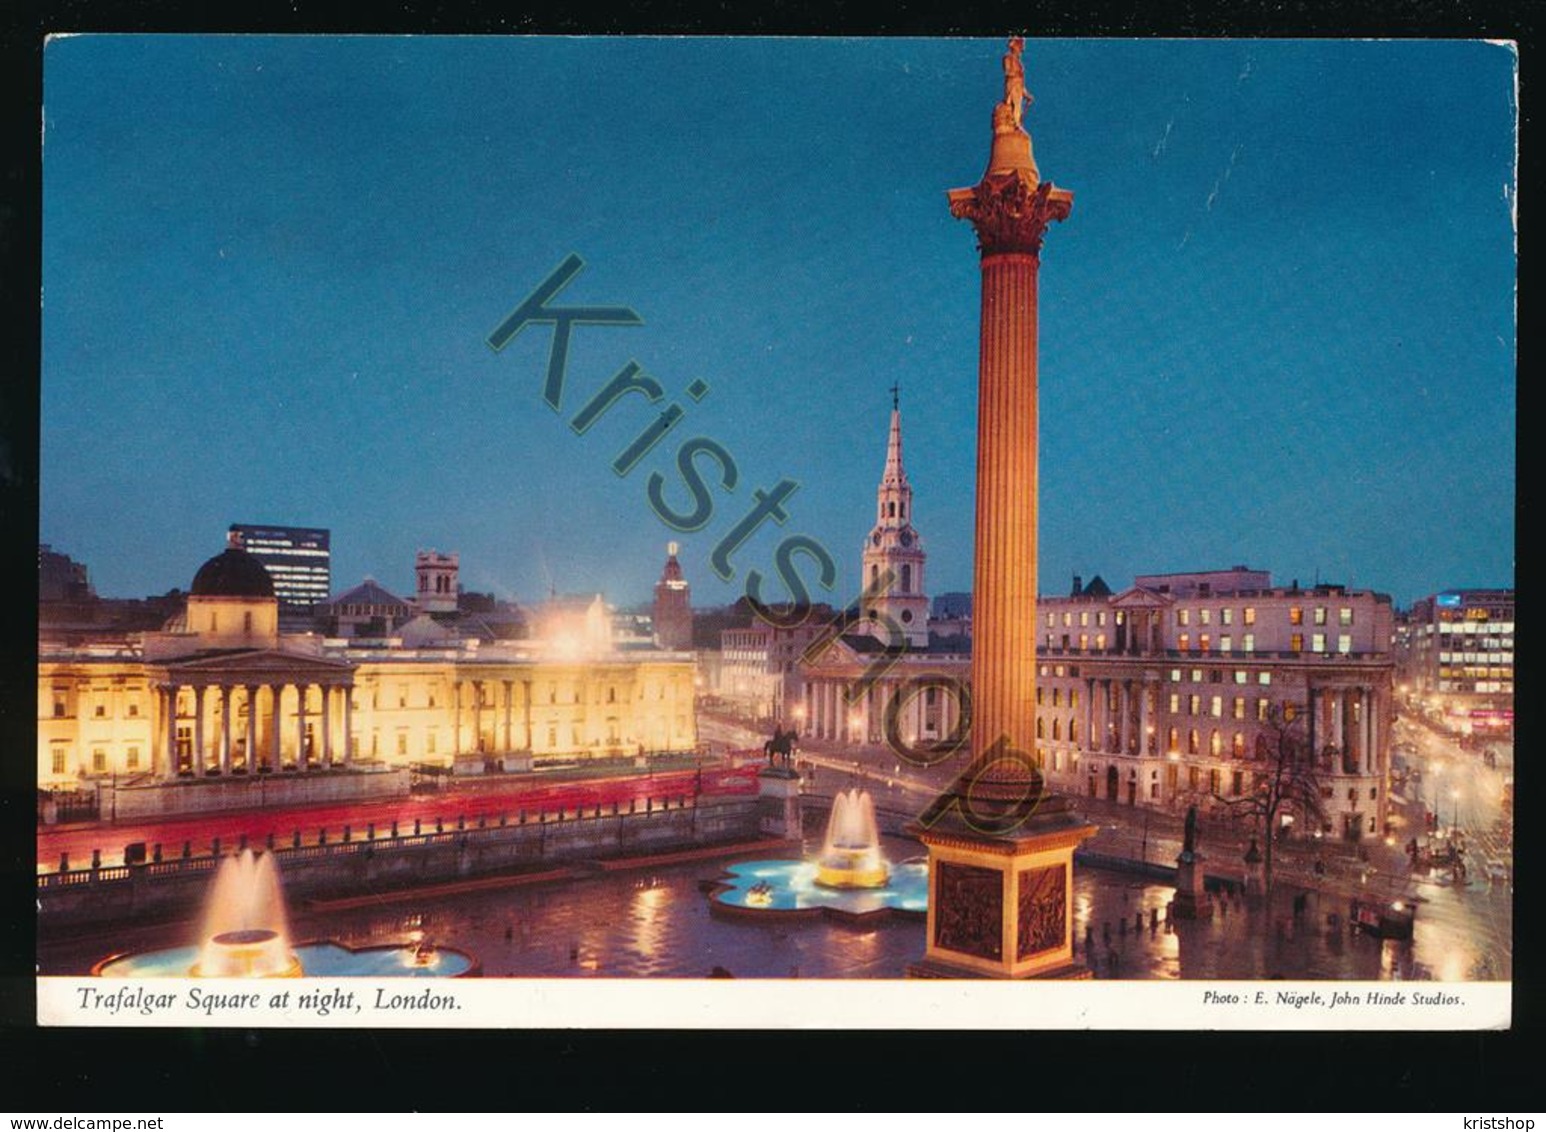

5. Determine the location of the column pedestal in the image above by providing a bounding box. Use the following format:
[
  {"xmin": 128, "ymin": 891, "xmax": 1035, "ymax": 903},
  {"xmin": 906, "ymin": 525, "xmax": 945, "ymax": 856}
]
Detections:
[{"xmin": 1173, "ymin": 849, "xmax": 1214, "ymax": 920}]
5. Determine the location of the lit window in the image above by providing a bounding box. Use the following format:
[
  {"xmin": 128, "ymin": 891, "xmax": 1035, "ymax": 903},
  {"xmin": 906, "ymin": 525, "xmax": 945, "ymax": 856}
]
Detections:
[
  {"xmin": 1200, "ymin": 609, "xmax": 1211, "ymax": 626},
  {"xmin": 1340, "ymin": 608, "xmax": 1354, "ymax": 626},
  {"xmin": 1169, "ymin": 693, "xmax": 1181, "ymax": 713},
  {"xmin": 52, "ymin": 749, "xmax": 66, "ymax": 774},
  {"xmin": 1179, "ymin": 633, "xmax": 1190, "ymax": 652},
  {"xmin": 1178, "ymin": 610, "xmax": 1190, "ymax": 627},
  {"xmin": 1242, "ymin": 633, "xmax": 1255, "ymax": 653},
  {"xmin": 127, "ymin": 747, "xmax": 140, "ymax": 769},
  {"xmin": 1338, "ymin": 634, "xmax": 1352, "ymax": 654},
  {"xmin": 1200, "ymin": 634, "xmax": 1211, "ymax": 653},
  {"xmin": 1290, "ymin": 633, "xmax": 1304, "ymax": 652},
  {"xmin": 1233, "ymin": 697, "xmax": 1246, "ymax": 720},
  {"xmin": 1221, "ymin": 608, "xmax": 1233, "ymax": 626},
  {"xmin": 1210, "ymin": 695, "xmax": 1222, "ymax": 718},
  {"xmin": 1220, "ymin": 635, "xmax": 1232, "ymax": 653},
  {"xmin": 1243, "ymin": 607, "xmax": 1256, "ymax": 626},
  {"xmin": 1257, "ymin": 672, "xmax": 1272, "ymax": 685},
  {"xmin": 1314, "ymin": 607, "xmax": 1327, "ymax": 625},
  {"xmin": 92, "ymin": 749, "xmax": 106, "ymax": 772}
]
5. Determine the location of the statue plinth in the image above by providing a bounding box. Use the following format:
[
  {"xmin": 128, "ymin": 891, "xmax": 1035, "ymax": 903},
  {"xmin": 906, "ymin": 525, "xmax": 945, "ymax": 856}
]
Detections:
[
  {"xmin": 907, "ymin": 773, "xmax": 1097, "ymax": 979},
  {"xmin": 1173, "ymin": 849, "xmax": 1214, "ymax": 920}
]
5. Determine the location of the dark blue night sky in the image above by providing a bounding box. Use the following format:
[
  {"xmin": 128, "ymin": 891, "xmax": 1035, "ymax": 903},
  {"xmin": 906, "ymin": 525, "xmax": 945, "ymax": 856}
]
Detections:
[{"xmin": 42, "ymin": 37, "xmax": 1516, "ymax": 610}]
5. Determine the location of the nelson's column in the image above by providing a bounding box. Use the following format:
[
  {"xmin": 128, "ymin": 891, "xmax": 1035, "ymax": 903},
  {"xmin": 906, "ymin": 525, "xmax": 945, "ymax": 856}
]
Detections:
[{"xmin": 909, "ymin": 38, "xmax": 1097, "ymax": 980}]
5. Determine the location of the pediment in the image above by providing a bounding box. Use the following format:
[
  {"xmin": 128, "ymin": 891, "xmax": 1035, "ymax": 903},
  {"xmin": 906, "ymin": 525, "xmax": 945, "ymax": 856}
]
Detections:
[
  {"xmin": 158, "ymin": 648, "xmax": 353, "ymax": 678},
  {"xmin": 1109, "ymin": 586, "xmax": 1174, "ymax": 610}
]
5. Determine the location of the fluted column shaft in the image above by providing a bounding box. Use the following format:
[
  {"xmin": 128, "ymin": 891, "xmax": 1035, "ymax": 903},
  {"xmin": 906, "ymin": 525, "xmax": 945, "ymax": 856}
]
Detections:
[{"xmin": 971, "ymin": 251, "xmax": 1040, "ymax": 761}]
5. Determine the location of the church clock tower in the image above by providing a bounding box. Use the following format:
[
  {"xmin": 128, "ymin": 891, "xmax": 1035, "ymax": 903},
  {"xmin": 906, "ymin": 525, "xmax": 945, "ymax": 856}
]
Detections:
[{"xmin": 862, "ymin": 388, "xmax": 929, "ymax": 648}]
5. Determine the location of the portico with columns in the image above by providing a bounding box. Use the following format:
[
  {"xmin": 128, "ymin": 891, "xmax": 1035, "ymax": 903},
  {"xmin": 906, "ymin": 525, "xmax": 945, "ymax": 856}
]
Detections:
[{"xmin": 153, "ymin": 651, "xmax": 355, "ymax": 778}]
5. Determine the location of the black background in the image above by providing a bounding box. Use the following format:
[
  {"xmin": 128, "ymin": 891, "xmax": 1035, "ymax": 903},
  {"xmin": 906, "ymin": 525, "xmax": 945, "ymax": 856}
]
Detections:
[{"xmin": 1, "ymin": 0, "xmax": 1534, "ymax": 1113}]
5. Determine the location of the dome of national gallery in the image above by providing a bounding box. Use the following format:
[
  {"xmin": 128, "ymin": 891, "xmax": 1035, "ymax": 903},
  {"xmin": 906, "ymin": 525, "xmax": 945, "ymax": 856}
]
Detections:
[{"xmin": 190, "ymin": 547, "xmax": 275, "ymax": 599}]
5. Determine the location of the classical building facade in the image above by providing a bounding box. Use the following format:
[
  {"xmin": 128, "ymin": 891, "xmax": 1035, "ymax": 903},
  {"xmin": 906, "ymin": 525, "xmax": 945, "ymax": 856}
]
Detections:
[
  {"xmin": 39, "ymin": 544, "xmax": 698, "ymax": 790},
  {"xmin": 1032, "ymin": 574, "xmax": 1396, "ymax": 841},
  {"xmin": 792, "ymin": 568, "xmax": 1397, "ymax": 843}
]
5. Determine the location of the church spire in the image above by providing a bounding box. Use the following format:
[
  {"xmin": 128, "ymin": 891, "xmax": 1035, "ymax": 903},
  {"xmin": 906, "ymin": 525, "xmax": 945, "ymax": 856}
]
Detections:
[
  {"xmin": 882, "ymin": 392, "xmax": 908, "ymax": 491},
  {"xmin": 862, "ymin": 391, "xmax": 929, "ymax": 648}
]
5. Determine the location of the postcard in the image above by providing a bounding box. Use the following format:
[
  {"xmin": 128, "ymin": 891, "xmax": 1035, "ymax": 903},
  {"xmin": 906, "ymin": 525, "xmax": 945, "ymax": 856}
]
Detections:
[{"xmin": 36, "ymin": 35, "xmax": 1515, "ymax": 1029}]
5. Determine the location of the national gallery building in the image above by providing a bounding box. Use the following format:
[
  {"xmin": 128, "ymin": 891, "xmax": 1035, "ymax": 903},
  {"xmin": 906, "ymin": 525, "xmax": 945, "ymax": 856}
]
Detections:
[{"xmin": 38, "ymin": 541, "xmax": 698, "ymax": 791}]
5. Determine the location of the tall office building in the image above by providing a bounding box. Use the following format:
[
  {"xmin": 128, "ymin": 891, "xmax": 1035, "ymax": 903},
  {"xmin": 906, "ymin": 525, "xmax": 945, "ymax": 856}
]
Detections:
[
  {"xmin": 1405, "ymin": 588, "xmax": 1514, "ymax": 736},
  {"xmin": 228, "ymin": 524, "xmax": 331, "ymax": 625}
]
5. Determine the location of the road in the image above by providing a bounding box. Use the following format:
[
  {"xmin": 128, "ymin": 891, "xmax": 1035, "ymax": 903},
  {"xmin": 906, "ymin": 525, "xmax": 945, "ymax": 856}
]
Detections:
[{"xmin": 37, "ymin": 763, "xmax": 757, "ymax": 873}]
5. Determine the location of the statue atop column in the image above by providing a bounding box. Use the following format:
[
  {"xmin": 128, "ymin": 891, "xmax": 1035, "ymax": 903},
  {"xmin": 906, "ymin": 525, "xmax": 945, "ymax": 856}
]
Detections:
[{"xmin": 1000, "ymin": 35, "xmax": 1031, "ymax": 130}]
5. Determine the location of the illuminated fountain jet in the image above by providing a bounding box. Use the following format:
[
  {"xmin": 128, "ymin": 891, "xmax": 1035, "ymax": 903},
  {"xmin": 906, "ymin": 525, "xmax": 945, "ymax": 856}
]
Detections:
[
  {"xmin": 814, "ymin": 788, "xmax": 890, "ymax": 889},
  {"xmin": 190, "ymin": 849, "xmax": 303, "ymax": 978}
]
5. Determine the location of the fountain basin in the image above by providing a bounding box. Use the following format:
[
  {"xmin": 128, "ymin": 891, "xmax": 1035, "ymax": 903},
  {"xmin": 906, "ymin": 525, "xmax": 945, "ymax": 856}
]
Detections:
[
  {"xmin": 709, "ymin": 858, "xmax": 927, "ymax": 924},
  {"xmin": 93, "ymin": 939, "xmax": 478, "ymax": 978},
  {"xmin": 189, "ymin": 929, "xmax": 303, "ymax": 979},
  {"xmin": 814, "ymin": 848, "xmax": 890, "ymax": 889}
]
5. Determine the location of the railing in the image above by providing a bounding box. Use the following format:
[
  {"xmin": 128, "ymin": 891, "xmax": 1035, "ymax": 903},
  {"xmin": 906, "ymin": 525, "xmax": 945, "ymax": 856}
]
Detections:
[{"xmin": 37, "ymin": 790, "xmax": 734, "ymax": 889}]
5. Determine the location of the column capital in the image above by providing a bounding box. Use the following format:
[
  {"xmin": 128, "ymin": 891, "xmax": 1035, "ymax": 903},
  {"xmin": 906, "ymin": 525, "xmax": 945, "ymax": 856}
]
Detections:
[{"xmin": 948, "ymin": 173, "xmax": 1072, "ymax": 258}]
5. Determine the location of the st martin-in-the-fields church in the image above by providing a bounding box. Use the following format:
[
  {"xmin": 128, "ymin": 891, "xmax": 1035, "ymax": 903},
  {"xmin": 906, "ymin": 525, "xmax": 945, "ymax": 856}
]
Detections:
[
  {"xmin": 860, "ymin": 386, "xmax": 931, "ymax": 650},
  {"xmin": 798, "ymin": 392, "xmax": 971, "ymax": 749}
]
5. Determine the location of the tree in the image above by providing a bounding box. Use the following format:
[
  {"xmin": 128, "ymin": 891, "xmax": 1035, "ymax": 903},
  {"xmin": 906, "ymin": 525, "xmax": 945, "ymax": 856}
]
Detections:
[{"xmin": 1212, "ymin": 701, "xmax": 1325, "ymax": 894}]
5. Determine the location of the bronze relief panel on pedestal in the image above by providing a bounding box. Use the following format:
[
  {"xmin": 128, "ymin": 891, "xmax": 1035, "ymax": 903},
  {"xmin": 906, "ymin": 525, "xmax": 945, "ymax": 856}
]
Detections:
[
  {"xmin": 934, "ymin": 861, "xmax": 1003, "ymax": 961},
  {"xmin": 1017, "ymin": 865, "xmax": 1066, "ymax": 961}
]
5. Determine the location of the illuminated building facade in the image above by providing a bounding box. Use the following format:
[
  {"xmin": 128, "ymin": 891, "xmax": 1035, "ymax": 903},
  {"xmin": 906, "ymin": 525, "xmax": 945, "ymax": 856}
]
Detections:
[
  {"xmin": 38, "ymin": 545, "xmax": 698, "ymax": 790},
  {"xmin": 229, "ymin": 523, "xmax": 331, "ymax": 627},
  {"xmin": 1405, "ymin": 588, "xmax": 1514, "ymax": 736},
  {"xmin": 1033, "ymin": 574, "xmax": 1396, "ymax": 842},
  {"xmin": 652, "ymin": 542, "xmax": 693, "ymax": 651}
]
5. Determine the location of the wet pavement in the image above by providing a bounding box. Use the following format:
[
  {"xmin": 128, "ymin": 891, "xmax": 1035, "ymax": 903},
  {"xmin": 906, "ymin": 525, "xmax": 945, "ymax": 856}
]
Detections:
[{"xmin": 41, "ymin": 830, "xmax": 1509, "ymax": 981}]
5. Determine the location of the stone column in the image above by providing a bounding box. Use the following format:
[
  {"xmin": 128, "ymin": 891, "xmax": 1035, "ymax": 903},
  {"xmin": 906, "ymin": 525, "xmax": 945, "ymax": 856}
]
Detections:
[
  {"xmin": 343, "ymin": 685, "xmax": 354, "ymax": 766},
  {"xmin": 296, "ymin": 683, "xmax": 309, "ymax": 771},
  {"xmin": 503, "ymin": 680, "xmax": 514, "ymax": 752},
  {"xmin": 452, "ymin": 680, "xmax": 462, "ymax": 755},
  {"xmin": 522, "ymin": 679, "xmax": 533, "ymax": 750},
  {"xmin": 1140, "ymin": 681, "xmax": 1153, "ymax": 755},
  {"xmin": 162, "ymin": 685, "xmax": 178, "ymax": 779},
  {"xmin": 321, "ymin": 685, "xmax": 333, "ymax": 767},
  {"xmin": 473, "ymin": 681, "xmax": 484, "ymax": 753},
  {"xmin": 270, "ymin": 683, "xmax": 284, "ymax": 770},
  {"xmin": 193, "ymin": 685, "xmax": 206, "ymax": 777},
  {"xmin": 245, "ymin": 685, "xmax": 260, "ymax": 771},
  {"xmin": 913, "ymin": 45, "xmax": 1095, "ymax": 981},
  {"xmin": 219, "ymin": 685, "xmax": 232, "ymax": 775}
]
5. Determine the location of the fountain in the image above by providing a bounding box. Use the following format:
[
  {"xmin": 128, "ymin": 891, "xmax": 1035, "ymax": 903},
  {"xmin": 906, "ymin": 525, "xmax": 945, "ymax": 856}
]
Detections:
[
  {"xmin": 92, "ymin": 848, "xmax": 477, "ymax": 978},
  {"xmin": 814, "ymin": 789, "xmax": 890, "ymax": 889},
  {"xmin": 708, "ymin": 788, "xmax": 925, "ymax": 922},
  {"xmin": 190, "ymin": 850, "xmax": 302, "ymax": 977}
]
